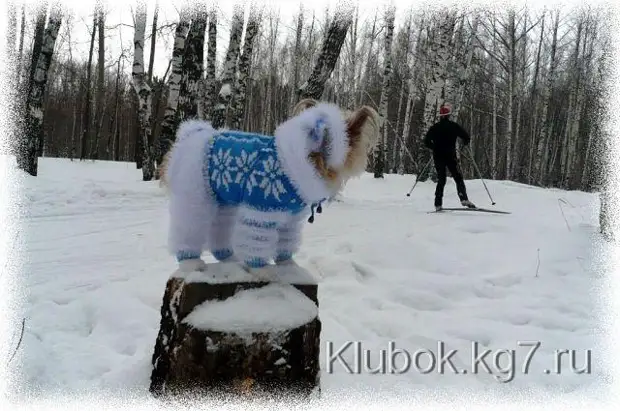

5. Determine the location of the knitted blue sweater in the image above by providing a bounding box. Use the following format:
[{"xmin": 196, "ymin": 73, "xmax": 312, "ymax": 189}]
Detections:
[
  {"xmin": 204, "ymin": 130, "xmax": 313, "ymax": 215},
  {"xmin": 166, "ymin": 102, "xmax": 349, "ymax": 270}
]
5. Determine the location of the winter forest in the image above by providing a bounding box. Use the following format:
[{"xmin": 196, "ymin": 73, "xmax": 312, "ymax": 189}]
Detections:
[{"xmin": 5, "ymin": 0, "xmax": 616, "ymax": 232}]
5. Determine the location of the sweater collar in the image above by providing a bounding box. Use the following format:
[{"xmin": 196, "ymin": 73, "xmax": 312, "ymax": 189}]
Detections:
[{"xmin": 273, "ymin": 103, "xmax": 348, "ymax": 205}]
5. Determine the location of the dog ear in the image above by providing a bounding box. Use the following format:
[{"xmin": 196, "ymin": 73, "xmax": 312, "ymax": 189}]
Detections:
[
  {"xmin": 346, "ymin": 105, "xmax": 380, "ymax": 147},
  {"xmin": 291, "ymin": 98, "xmax": 318, "ymax": 116}
]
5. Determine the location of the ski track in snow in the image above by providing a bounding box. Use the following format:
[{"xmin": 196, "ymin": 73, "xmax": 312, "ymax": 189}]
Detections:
[{"xmin": 7, "ymin": 157, "xmax": 607, "ymax": 402}]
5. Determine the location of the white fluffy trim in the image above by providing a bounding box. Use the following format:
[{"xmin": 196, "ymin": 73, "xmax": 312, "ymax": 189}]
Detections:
[
  {"xmin": 286, "ymin": 102, "xmax": 348, "ymax": 168},
  {"xmin": 274, "ymin": 108, "xmax": 347, "ymax": 203},
  {"xmin": 176, "ymin": 119, "xmax": 216, "ymax": 144},
  {"xmin": 274, "ymin": 103, "xmax": 347, "ymax": 203}
]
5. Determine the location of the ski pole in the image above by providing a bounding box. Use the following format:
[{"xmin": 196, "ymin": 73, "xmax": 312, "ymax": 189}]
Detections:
[
  {"xmin": 466, "ymin": 145, "xmax": 496, "ymax": 205},
  {"xmin": 406, "ymin": 158, "xmax": 432, "ymax": 197}
]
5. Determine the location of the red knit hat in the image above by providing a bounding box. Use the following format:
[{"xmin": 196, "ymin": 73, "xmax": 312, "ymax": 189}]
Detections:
[{"xmin": 439, "ymin": 104, "xmax": 452, "ymax": 116}]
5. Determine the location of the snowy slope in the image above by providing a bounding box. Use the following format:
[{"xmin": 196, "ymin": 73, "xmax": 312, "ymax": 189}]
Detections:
[{"xmin": 5, "ymin": 156, "xmax": 609, "ymax": 406}]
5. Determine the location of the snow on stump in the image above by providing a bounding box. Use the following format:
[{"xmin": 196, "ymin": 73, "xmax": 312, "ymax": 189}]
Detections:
[{"xmin": 149, "ymin": 262, "xmax": 321, "ymax": 401}]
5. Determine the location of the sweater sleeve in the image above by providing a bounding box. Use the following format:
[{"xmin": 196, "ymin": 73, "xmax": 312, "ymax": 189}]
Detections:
[
  {"xmin": 231, "ymin": 205, "xmax": 289, "ymax": 268},
  {"xmin": 208, "ymin": 205, "xmax": 238, "ymax": 261},
  {"xmin": 274, "ymin": 211, "xmax": 307, "ymax": 262}
]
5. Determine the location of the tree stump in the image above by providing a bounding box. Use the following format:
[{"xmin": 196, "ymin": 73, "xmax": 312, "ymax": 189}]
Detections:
[{"xmin": 149, "ymin": 262, "xmax": 321, "ymax": 401}]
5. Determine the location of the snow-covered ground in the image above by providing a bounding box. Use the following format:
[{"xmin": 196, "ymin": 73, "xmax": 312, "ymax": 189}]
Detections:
[{"xmin": 2, "ymin": 156, "xmax": 612, "ymax": 407}]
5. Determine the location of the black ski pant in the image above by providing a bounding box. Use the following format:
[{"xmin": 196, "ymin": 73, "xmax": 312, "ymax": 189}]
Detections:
[{"xmin": 432, "ymin": 151, "xmax": 469, "ymax": 207}]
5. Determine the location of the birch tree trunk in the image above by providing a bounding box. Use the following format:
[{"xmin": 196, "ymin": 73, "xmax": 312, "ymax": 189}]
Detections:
[
  {"xmin": 210, "ymin": 4, "xmax": 244, "ymax": 129},
  {"xmin": 581, "ymin": 19, "xmax": 603, "ymax": 189},
  {"xmin": 297, "ymin": 3, "xmax": 353, "ymax": 102},
  {"xmin": 25, "ymin": 3, "xmax": 47, "ymax": 114},
  {"xmin": 147, "ymin": 0, "xmax": 159, "ymax": 83},
  {"xmin": 131, "ymin": 3, "xmax": 154, "ymax": 181},
  {"xmin": 290, "ymin": 6, "xmax": 304, "ymax": 114},
  {"xmin": 562, "ymin": 19, "xmax": 585, "ymax": 187},
  {"xmin": 391, "ymin": 83, "xmax": 404, "ymax": 172},
  {"xmin": 392, "ymin": 13, "xmax": 413, "ymax": 172},
  {"xmin": 527, "ymin": 11, "xmax": 545, "ymax": 183},
  {"xmin": 452, "ymin": 16, "xmax": 479, "ymax": 120},
  {"xmin": 156, "ymin": 9, "xmax": 190, "ymax": 167},
  {"xmin": 16, "ymin": 5, "xmax": 62, "ymax": 177},
  {"xmin": 263, "ymin": 12, "xmax": 279, "ymax": 133},
  {"xmin": 513, "ymin": 13, "xmax": 528, "ymax": 179},
  {"xmin": 347, "ymin": 6, "xmax": 359, "ymax": 109},
  {"xmin": 79, "ymin": 15, "xmax": 97, "ymax": 160},
  {"xmin": 112, "ymin": 56, "xmax": 121, "ymax": 161},
  {"xmin": 398, "ymin": 19, "xmax": 425, "ymax": 175},
  {"xmin": 373, "ymin": 6, "xmax": 395, "ymax": 178},
  {"xmin": 398, "ymin": 79, "xmax": 415, "ymax": 175},
  {"xmin": 505, "ymin": 11, "xmax": 516, "ymax": 180},
  {"xmin": 450, "ymin": 14, "xmax": 479, "ymax": 166},
  {"xmin": 178, "ymin": 12, "xmax": 207, "ymax": 122},
  {"xmin": 417, "ymin": 11, "xmax": 455, "ymax": 181},
  {"xmin": 200, "ymin": 9, "xmax": 217, "ymax": 120},
  {"xmin": 358, "ymin": 12, "xmax": 377, "ymax": 106},
  {"xmin": 534, "ymin": 11, "xmax": 560, "ymax": 186},
  {"xmin": 229, "ymin": 8, "xmax": 260, "ymax": 130},
  {"xmin": 491, "ymin": 19, "xmax": 498, "ymax": 180},
  {"xmin": 92, "ymin": 8, "xmax": 105, "ymax": 160}
]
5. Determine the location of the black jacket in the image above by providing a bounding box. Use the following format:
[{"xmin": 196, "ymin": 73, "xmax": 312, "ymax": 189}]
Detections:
[{"xmin": 423, "ymin": 117, "xmax": 470, "ymax": 155}]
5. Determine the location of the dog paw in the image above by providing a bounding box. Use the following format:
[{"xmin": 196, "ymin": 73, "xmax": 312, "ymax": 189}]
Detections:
[{"xmin": 179, "ymin": 258, "xmax": 208, "ymax": 273}]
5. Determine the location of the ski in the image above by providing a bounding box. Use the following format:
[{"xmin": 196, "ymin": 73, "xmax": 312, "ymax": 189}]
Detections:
[{"xmin": 429, "ymin": 207, "xmax": 511, "ymax": 215}]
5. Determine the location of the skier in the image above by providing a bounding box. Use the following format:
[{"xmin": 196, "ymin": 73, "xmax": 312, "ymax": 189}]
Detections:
[{"xmin": 423, "ymin": 103, "xmax": 476, "ymax": 212}]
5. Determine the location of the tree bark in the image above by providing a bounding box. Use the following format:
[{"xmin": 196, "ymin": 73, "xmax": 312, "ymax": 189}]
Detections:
[
  {"xmin": 156, "ymin": 9, "xmax": 190, "ymax": 168},
  {"xmin": 346, "ymin": 5, "xmax": 359, "ymax": 110},
  {"xmin": 263, "ymin": 12, "xmax": 279, "ymax": 133},
  {"xmin": 373, "ymin": 6, "xmax": 395, "ymax": 178},
  {"xmin": 358, "ymin": 12, "xmax": 377, "ymax": 106},
  {"xmin": 200, "ymin": 9, "xmax": 217, "ymax": 121},
  {"xmin": 534, "ymin": 11, "xmax": 559, "ymax": 186},
  {"xmin": 178, "ymin": 12, "xmax": 207, "ymax": 122},
  {"xmin": 150, "ymin": 263, "xmax": 320, "ymax": 400},
  {"xmin": 562, "ymin": 18, "xmax": 585, "ymax": 187},
  {"xmin": 297, "ymin": 3, "xmax": 353, "ymax": 102},
  {"xmin": 92, "ymin": 7, "xmax": 105, "ymax": 160},
  {"xmin": 112, "ymin": 57, "xmax": 122, "ymax": 161},
  {"xmin": 229, "ymin": 8, "xmax": 261, "ymax": 130},
  {"xmin": 417, "ymin": 11, "xmax": 455, "ymax": 182},
  {"xmin": 131, "ymin": 3, "xmax": 155, "ymax": 181},
  {"xmin": 392, "ymin": 13, "xmax": 413, "ymax": 172},
  {"xmin": 210, "ymin": 4, "xmax": 244, "ymax": 129},
  {"xmin": 79, "ymin": 15, "xmax": 97, "ymax": 160},
  {"xmin": 147, "ymin": 0, "xmax": 159, "ymax": 84},
  {"xmin": 398, "ymin": 18, "xmax": 425, "ymax": 175},
  {"xmin": 505, "ymin": 11, "xmax": 516, "ymax": 180},
  {"xmin": 527, "ymin": 11, "xmax": 545, "ymax": 183},
  {"xmin": 16, "ymin": 6, "xmax": 62, "ymax": 176},
  {"xmin": 290, "ymin": 6, "xmax": 304, "ymax": 114}
]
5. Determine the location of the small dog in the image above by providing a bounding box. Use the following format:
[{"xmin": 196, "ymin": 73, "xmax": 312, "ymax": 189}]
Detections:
[{"xmin": 159, "ymin": 99, "xmax": 379, "ymax": 275}]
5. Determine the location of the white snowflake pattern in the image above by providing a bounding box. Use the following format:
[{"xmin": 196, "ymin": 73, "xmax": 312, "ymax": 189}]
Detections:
[
  {"xmin": 252, "ymin": 155, "xmax": 287, "ymax": 201},
  {"xmin": 234, "ymin": 149, "xmax": 258, "ymax": 185},
  {"xmin": 210, "ymin": 148, "xmax": 234, "ymax": 191}
]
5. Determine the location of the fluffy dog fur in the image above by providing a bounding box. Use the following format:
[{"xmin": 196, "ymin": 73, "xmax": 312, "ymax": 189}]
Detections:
[{"xmin": 159, "ymin": 99, "xmax": 379, "ymax": 275}]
